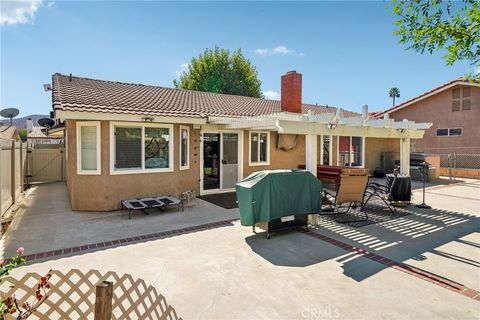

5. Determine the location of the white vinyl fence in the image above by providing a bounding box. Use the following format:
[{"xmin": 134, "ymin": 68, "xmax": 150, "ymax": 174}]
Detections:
[{"xmin": 0, "ymin": 139, "xmax": 27, "ymax": 216}]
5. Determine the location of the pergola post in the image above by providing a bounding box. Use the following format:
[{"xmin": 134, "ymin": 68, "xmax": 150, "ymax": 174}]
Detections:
[
  {"xmin": 305, "ymin": 134, "xmax": 317, "ymax": 176},
  {"xmin": 399, "ymin": 138, "xmax": 411, "ymax": 175}
]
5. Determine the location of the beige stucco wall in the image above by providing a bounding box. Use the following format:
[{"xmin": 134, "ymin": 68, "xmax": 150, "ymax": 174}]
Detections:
[
  {"xmin": 67, "ymin": 120, "xmax": 200, "ymax": 211},
  {"xmin": 242, "ymin": 132, "xmax": 306, "ymax": 177},
  {"xmin": 66, "ymin": 121, "xmax": 410, "ymax": 211},
  {"xmin": 364, "ymin": 138, "xmax": 401, "ymax": 173},
  {"xmin": 388, "ymin": 84, "xmax": 480, "ymax": 154}
]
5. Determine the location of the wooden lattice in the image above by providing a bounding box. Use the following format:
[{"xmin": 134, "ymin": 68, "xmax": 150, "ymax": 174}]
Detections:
[{"xmin": 0, "ymin": 269, "xmax": 182, "ymax": 320}]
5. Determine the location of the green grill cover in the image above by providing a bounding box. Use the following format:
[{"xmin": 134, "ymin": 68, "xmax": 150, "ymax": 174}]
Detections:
[{"xmin": 235, "ymin": 169, "xmax": 323, "ymax": 226}]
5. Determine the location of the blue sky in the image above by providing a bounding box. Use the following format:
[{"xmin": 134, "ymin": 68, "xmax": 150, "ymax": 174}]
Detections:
[{"xmin": 0, "ymin": 1, "xmax": 475, "ymax": 117}]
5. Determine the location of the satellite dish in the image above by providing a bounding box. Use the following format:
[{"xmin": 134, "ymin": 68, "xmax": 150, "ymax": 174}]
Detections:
[
  {"xmin": 38, "ymin": 118, "xmax": 55, "ymax": 128},
  {"xmin": 0, "ymin": 108, "xmax": 20, "ymax": 126}
]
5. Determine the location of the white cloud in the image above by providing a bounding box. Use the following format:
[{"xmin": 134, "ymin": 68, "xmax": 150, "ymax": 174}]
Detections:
[
  {"xmin": 263, "ymin": 90, "xmax": 280, "ymax": 100},
  {"xmin": 47, "ymin": 2, "xmax": 55, "ymax": 8},
  {"xmin": 175, "ymin": 63, "xmax": 189, "ymax": 77},
  {"xmin": 272, "ymin": 46, "xmax": 293, "ymax": 55},
  {"xmin": 0, "ymin": 0, "xmax": 43, "ymax": 25},
  {"xmin": 254, "ymin": 45, "xmax": 304, "ymax": 57},
  {"xmin": 254, "ymin": 48, "xmax": 269, "ymax": 56}
]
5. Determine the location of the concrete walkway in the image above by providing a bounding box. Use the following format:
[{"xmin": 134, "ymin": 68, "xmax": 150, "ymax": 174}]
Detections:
[
  {"xmin": 0, "ymin": 182, "xmax": 238, "ymax": 259},
  {"xmin": 2, "ymin": 179, "xmax": 480, "ymax": 319}
]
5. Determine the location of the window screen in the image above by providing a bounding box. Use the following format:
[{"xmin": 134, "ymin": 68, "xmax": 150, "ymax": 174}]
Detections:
[
  {"xmin": 250, "ymin": 133, "xmax": 258, "ymax": 162},
  {"xmin": 462, "ymin": 99, "xmax": 471, "ymax": 111},
  {"xmin": 463, "ymin": 87, "xmax": 471, "ymax": 98},
  {"xmin": 145, "ymin": 127, "xmax": 170, "ymax": 169},
  {"xmin": 180, "ymin": 128, "xmax": 188, "ymax": 168},
  {"xmin": 449, "ymin": 128, "xmax": 462, "ymax": 136},
  {"xmin": 115, "ymin": 127, "xmax": 141, "ymax": 169},
  {"xmin": 259, "ymin": 133, "xmax": 268, "ymax": 162},
  {"xmin": 436, "ymin": 129, "xmax": 448, "ymax": 136},
  {"xmin": 80, "ymin": 126, "xmax": 97, "ymax": 171}
]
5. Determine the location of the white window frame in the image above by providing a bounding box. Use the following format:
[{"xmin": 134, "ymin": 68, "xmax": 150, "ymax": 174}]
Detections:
[
  {"xmin": 436, "ymin": 127, "xmax": 463, "ymax": 137},
  {"xmin": 248, "ymin": 131, "xmax": 270, "ymax": 166},
  {"xmin": 336, "ymin": 136, "xmax": 365, "ymax": 168},
  {"xmin": 179, "ymin": 125, "xmax": 190, "ymax": 170},
  {"xmin": 76, "ymin": 121, "xmax": 101, "ymax": 175},
  {"xmin": 109, "ymin": 122, "xmax": 174, "ymax": 175}
]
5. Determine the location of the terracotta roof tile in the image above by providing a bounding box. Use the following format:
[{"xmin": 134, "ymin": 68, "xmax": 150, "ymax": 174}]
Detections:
[{"xmin": 52, "ymin": 73, "xmax": 358, "ymax": 118}]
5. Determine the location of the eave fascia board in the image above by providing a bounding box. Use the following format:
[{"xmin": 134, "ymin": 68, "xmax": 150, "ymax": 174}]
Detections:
[{"xmin": 56, "ymin": 110, "xmax": 208, "ymax": 125}]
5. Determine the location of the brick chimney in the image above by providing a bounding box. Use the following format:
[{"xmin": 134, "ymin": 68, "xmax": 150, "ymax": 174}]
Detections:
[{"xmin": 281, "ymin": 71, "xmax": 302, "ymax": 113}]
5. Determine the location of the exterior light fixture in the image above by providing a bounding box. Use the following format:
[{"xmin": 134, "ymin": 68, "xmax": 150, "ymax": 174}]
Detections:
[
  {"xmin": 327, "ymin": 123, "xmax": 337, "ymax": 129},
  {"xmin": 142, "ymin": 117, "xmax": 154, "ymax": 122}
]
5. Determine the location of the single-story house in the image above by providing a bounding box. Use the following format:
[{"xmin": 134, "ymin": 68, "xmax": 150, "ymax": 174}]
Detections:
[
  {"xmin": 51, "ymin": 71, "xmax": 431, "ymax": 211},
  {"xmin": 27, "ymin": 126, "xmax": 64, "ymax": 146}
]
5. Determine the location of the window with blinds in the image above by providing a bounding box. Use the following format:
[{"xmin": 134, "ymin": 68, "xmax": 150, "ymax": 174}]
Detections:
[
  {"xmin": 115, "ymin": 127, "xmax": 142, "ymax": 169},
  {"xmin": 77, "ymin": 122, "xmax": 100, "ymax": 174},
  {"xmin": 112, "ymin": 123, "xmax": 173, "ymax": 173}
]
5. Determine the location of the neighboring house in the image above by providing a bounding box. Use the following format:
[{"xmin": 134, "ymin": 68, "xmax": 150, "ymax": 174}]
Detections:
[
  {"xmin": 26, "ymin": 118, "xmax": 63, "ymax": 146},
  {"xmin": 376, "ymin": 79, "xmax": 480, "ymax": 154},
  {"xmin": 0, "ymin": 125, "xmax": 20, "ymax": 141},
  {"xmin": 51, "ymin": 71, "xmax": 429, "ymax": 211}
]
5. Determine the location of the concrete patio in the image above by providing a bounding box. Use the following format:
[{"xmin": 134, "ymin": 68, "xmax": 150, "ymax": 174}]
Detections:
[{"xmin": 1, "ymin": 178, "xmax": 479, "ymax": 319}]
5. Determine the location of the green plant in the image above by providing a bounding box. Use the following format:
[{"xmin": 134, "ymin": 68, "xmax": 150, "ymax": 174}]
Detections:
[
  {"xmin": 392, "ymin": 0, "xmax": 480, "ymax": 81},
  {"xmin": 0, "ymin": 248, "xmax": 52, "ymax": 320},
  {"xmin": 174, "ymin": 46, "xmax": 263, "ymax": 98}
]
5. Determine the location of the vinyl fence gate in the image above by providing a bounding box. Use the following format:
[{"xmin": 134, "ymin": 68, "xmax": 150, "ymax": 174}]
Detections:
[{"xmin": 28, "ymin": 144, "xmax": 66, "ymax": 184}]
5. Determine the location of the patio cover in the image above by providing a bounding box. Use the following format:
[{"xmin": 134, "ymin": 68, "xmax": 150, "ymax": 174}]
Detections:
[{"xmin": 235, "ymin": 169, "xmax": 323, "ymax": 226}]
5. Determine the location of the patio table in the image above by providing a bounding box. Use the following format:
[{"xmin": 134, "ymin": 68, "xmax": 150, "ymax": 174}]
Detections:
[{"xmin": 386, "ymin": 174, "xmax": 412, "ymax": 203}]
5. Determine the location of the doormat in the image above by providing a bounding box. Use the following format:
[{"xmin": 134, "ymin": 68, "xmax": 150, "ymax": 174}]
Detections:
[
  {"xmin": 198, "ymin": 192, "xmax": 238, "ymax": 209},
  {"xmin": 318, "ymin": 200, "xmax": 411, "ymax": 228}
]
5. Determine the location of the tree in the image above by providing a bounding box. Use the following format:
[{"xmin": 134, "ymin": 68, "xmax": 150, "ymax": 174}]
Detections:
[
  {"xmin": 389, "ymin": 87, "xmax": 401, "ymax": 106},
  {"xmin": 173, "ymin": 46, "xmax": 263, "ymax": 98},
  {"xmin": 18, "ymin": 129, "xmax": 27, "ymax": 142},
  {"xmin": 392, "ymin": 0, "xmax": 479, "ymax": 80}
]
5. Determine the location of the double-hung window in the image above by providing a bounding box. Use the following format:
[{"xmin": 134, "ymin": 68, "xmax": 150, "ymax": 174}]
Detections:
[
  {"xmin": 249, "ymin": 131, "xmax": 269, "ymax": 165},
  {"xmin": 111, "ymin": 123, "xmax": 173, "ymax": 174},
  {"xmin": 180, "ymin": 125, "xmax": 189, "ymax": 170},
  {"xmin": 76, "ymin": 121, "xmax": 101, "ymax": 175}
]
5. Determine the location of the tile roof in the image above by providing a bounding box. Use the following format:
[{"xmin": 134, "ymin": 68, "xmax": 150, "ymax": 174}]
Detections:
[
  {"xmin": 377, "ymin": 78, "xmax": 479, "ymax": 117},
  {"xmin": 52, "ymin": 73, "xmax": 358, "ymax": 118}
]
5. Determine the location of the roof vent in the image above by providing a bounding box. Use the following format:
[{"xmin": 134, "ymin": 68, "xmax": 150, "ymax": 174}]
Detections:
[{"xmin": 69, "ymin": 73, "xmax": 72, "ymax": 82}]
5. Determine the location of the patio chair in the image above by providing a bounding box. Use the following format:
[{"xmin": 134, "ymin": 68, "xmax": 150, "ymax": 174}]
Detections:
[
  {"xmin": 322, "ymin": 170, "xmax": 369, "ymax": 222},
  {"xmin": 361, "ymin": 177, "xmax": 397, "ymax": 216}
]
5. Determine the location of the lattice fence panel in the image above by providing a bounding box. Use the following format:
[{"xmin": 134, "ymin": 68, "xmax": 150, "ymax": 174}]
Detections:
[{"xmin": 0, "ymin": 269, "xmax": 182, "ymax": 320}]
